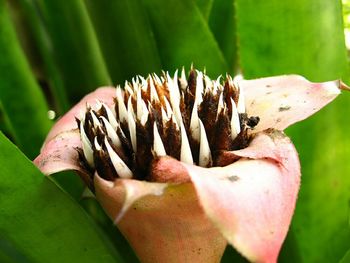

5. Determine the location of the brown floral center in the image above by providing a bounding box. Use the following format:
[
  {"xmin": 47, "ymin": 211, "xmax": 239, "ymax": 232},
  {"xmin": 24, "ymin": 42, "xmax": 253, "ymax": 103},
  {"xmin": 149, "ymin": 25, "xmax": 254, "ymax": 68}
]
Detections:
[{"xmin": 77, "ymin": 69, "xmax": 259, "ymax": 181}]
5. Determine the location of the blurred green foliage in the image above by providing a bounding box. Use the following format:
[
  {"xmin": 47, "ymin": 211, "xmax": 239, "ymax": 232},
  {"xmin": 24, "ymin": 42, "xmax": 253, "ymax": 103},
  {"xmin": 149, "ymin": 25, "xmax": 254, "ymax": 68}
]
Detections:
[{"xmin": 0, "ymin": 0, "xmax": 349, "ymax": 262}]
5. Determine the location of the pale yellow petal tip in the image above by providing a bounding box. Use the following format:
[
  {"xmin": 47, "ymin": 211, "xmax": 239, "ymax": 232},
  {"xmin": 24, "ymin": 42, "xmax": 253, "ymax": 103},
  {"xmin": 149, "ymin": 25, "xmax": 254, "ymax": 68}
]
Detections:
[{"xmin": 340, "ymin": 80, "xmax": 350, "ymax": 91}]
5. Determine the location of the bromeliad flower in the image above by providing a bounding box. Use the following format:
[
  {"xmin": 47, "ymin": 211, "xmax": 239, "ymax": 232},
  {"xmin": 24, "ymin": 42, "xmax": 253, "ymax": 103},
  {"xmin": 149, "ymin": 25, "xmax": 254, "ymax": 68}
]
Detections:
[{"xmin": 34, "ymin": 69, "xmax": 348, "ymax": 263}]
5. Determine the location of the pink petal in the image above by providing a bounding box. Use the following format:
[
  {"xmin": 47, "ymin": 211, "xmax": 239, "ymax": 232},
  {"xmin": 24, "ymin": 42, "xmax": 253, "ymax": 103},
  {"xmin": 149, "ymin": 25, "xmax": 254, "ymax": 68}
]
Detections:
[
  {"xmin": 33, "ymin": 130, "xmax": 83, "ymax": 174},
  {"xmin": 34, "ymin": 87, "xmax": 116, "ymax": 176},
  {"xmin": 45, "ymin": 87, "xmax": 116, "ymax": 143},
  {"xmin": 94, "ymin": 175, "xmax": 227, "ymax": 263},
  {"xmin": 183, "ymin": 130, "xmax": 300, "ymax": 263},
  {"xmin": 240, "ymin": 75, "xmax": 348, "ymax": 132}
]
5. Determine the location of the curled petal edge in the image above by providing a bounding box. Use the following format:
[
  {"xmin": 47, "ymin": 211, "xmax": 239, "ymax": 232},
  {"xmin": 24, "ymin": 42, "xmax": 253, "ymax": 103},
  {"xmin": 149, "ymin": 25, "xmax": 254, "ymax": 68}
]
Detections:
[{"xmin": 240, "ymin": 75, "xmax": 348, "ymax": 132}]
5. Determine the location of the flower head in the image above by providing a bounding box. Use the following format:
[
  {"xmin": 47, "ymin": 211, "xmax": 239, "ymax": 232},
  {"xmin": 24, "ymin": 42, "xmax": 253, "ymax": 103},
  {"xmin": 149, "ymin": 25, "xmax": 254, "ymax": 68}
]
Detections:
[{"xmin": 34, "ymin": 68, "xmax": 348, "ymax": 263}]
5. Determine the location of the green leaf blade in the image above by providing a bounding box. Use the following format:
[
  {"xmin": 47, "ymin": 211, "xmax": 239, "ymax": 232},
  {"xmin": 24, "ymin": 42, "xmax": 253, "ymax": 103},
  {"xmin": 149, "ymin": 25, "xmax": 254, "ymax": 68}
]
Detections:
[
  {"xmin": 142, "ymin": 0, "xmax": 229, "ymax": 77},
  {"xmin": 0, "ymin": 0, "xmax": 51, "ymax": 159},
  {"xmin": 36, "ymin": 0, "xmax": 111, "ymax": 102},
  {"xmin": 0, "ymin": 131, "xmax": 124, "ymax": 263},
  {"xmin": 85, "ymin": 0, "xmax": 162, "ymax": 85}
]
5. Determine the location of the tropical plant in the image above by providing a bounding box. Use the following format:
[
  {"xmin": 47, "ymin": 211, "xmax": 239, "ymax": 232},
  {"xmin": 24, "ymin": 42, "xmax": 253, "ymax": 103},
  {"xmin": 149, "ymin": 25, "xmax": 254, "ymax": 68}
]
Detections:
[{"xmin": 0, "ymin": 0, "xmax": 349, "ymax": 262}]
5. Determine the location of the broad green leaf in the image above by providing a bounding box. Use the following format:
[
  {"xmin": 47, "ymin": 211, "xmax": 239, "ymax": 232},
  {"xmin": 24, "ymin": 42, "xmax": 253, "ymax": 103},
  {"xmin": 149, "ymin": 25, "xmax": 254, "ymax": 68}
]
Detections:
[
  {"xmin": 0, "ymin": 0, "xmax": 51, "ymax": 159},
  {"xmin": 0, "ymin": 102, "xmax": 14, "ymax": 141},
  {"xmin": 142, "ymin": 0, "xmax": 228, "ymax": 77},
  {"xmin": 0, "ymin": 236, "xmax": 30, "ymax": 263},
  {"xmin": 84, "ymin": 0, "xmax": 162, "ymax": 85},
  {"xmin": 236, "ymin": 0, "xmax": 349, "ymax": 81},
  {"xmin": 195, "ymin": 0, "xmax": 214, "ymax": 21},
  {"xmin": 340, "ymin": 249, "xmax": 350, "ymax": 263},
  {"xmin": 36, "ymin": 0, "xmax": 111, "ymax": 103},
  {"xmin": 0, "ymin": 131, "xmax": 123, "ymax": 263},
  {"xmin": 14, "ymin": 0, "xmax": 70, "ymax": 114},
  {"xmin": 208, "ymin": 0, "xmax": 237, "ymax": 72},
  {"xmin": 287, "ymin": 95, "xmax": 350, "ymax": 263},
  {"xmin": 81, "ymin": 198, "xmax": 140, "ymax": 263},
  {"xmin": 236, "ymin": 1, "xmax": 350, "ymax": 261}
]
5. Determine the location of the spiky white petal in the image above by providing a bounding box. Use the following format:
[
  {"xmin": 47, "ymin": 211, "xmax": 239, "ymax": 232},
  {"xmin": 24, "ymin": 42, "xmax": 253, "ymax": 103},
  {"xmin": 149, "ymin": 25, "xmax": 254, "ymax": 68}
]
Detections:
[
  {"xmin": 204, "ymin": 75, "xmax": 213, "ymax": 91},
  {"xmin": 161, "ymin": 107, "xmax": 169, "ymax": 126},
  {"xmin": 104, "ymin": 138, "xmax": 133, "ymax": 179},
  {"xmin": 179, "ymin": 67, "xmax": 187, "ymax": 91},
  {"xmin": 195, "ymin": 70, "xmax": 204, "ymax": 105},
  {"xmin": 127, "ymin": 98, "xmax": 137, "ymax": 152},
  {"xmin": 153, "ymin": 73, "xmax": 162, "ymax": 86},
  {"xmin": 100, "ymin": 116, "xmax": 122, "ymax": 147},
  {"xmin": 230, "ymin": 98, "xmax": 241, "ymax": 139},
  {"xmin": 150, "ymin": 77, "xmax": 160, "ymax": 102},
  {"xmin": 79, "ymin": 121, "xmax": 94, "ymax": 167},
  {"xmin": 90, "ymin": 110, "xmax": 101, "ymax": 127},
  {"xmin": 166, "ymin": 72, "xmax": 180, "ymax": 100},
  {"xmin": 140, "ymin": 100, "xmax": 149, "ymax": 126},
  {"xmin": 94, "ymin": 137, "xmax": 102, "ymax": 151},
  {"xmin": 124, "ymin": 81, "xmax": 134, "ymax": 95},
  {"xmin": 139, "ymin": 75, "xmax": 147, "ymax": 89},
  {"xmin": 171, "ymin": 113, "xmax": 179, "ymax": 130},
  {"xmin": 163, "ymin": 96, "xmax": 173, "ymax": 119},
  {"xmin": 153, "ymin": 123, "xmax": 166, "ymax": 157},
  {"xmin": 198, "ymin": 119, "xmax": 212, "ymax": 167},
  {"xmin": 216, "ymin": 92, "xmax": 224, "ymax": 119},
  {"xmin": 116, "ymin": 87, "xmax": 128, "ymax": 123},
  {"xmin": 102, "ymin": 103, "xmax": 118, "ymax": 129},
  {"xmin": 180, "ymin": 122, "xmax": 193, "ymax": 164},
  {"xmin": 190, "ymin": 100, "xmax": 200, "ymax": 141}
]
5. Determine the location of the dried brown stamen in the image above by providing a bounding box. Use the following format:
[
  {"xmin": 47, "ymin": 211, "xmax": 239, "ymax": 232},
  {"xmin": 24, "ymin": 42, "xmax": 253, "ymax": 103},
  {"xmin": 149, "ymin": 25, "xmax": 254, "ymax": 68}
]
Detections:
[{"xmin": 77, "ymin": 68, "xmax": 259, "ymax": 182}]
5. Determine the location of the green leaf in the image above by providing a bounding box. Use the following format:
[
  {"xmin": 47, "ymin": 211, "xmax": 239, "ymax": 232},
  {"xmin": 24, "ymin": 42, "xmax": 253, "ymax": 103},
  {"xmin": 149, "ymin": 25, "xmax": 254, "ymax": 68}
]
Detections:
[
  {"xmin": 85, "ymin": 0, "xmax": 162, "ymax": 85},
  {"xmin": 81, "ymin": 198, "xmax": 140, "ymax": 263},
  {"xmin": 208, "ymin": 0, "xmax": 237, "ymax": 72},
  {"xmin": 0, "ymin": 131, "xmax": 123, "ymax": 262},
  {"xmin": 195, "ymin": 0, "xmax": 214, "ymax": 21},
  {"xmin": 340, "ymin": 249, "xmax": 350, "ymax": 263},
  {"xmin": 15, "ymin": 0, "xmax": 70, "ymax": 114},
  {"xmin": 236, "ymin": 0, "xmax": 350, "ymax": 261},
  {"xmin": 142, "ymin": 0, "xmax": 229, "ymax": 77},
  {"xmin": 0, "ymin": 236, "xmax": 31, "ymax": 263},
  {"xmin": 287, "ymin": 95, "xmax": 350, "ymax": 262},
  {"xmin": 35, "ymin": 0, "xmax": 111, "ymax": 103},
  {"xmin": 0, "ymin": 0, "xmax": 51, "ymax": 159},
  {"xmin": 236, "ymin": 0, "xmax": 349, "ymax": 81}
]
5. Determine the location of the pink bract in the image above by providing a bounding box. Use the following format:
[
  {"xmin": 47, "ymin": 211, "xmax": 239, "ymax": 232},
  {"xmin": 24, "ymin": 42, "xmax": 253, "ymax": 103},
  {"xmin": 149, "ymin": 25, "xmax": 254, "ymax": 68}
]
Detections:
[{"xmin": 34, "ymin": 75, "xmax": 347, "ymax": 263}]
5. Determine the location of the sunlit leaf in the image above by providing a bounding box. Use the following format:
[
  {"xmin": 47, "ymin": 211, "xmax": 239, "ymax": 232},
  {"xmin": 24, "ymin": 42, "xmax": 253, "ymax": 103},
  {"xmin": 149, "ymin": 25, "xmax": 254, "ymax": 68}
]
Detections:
[
  {"xmin": 340, "ymin": 249, "xmax": 350, "ymax": 263},
  {"xmin": 142, "ymin": 0, "xmax": 228, "ymax": 77},
  {"xmin": 236, "ymin": 0, "xmax": 348, "ymax": 80},
  {"xmin": 81, "ymin": 198, "xmax": 140, "ymax": 263},
  {"xmin": 0, "ymin": 131, "xmax": 124, "ymax": 262},
  {"xmin": 195, "ymin": 0, "xmax": 214, "ymax": 21},
  {"xmin": 35, "ymin": 0, "xmax": 111, "ymax": 103},
  {"xmin": 0, "ymin": 0, "xmax": 51, "ymax": 159},
  {"xmin": 85, "ymin": 0, "xmax": 162, "ymax": 85},
  {"xmin": 208, "ymin": 0, "xmax": 237, "ymax": 72},
  {"xmin": 14, "ymin": 0, "xmax": 70, "ymax": 114}
]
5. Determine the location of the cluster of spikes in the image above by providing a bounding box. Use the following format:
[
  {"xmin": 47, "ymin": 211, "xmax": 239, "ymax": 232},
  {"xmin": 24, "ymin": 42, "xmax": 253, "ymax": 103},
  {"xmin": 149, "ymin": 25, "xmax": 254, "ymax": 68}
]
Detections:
[{"xmin": 77, "ymin": 68, "xmax": 259, "ymax": 182}]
